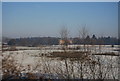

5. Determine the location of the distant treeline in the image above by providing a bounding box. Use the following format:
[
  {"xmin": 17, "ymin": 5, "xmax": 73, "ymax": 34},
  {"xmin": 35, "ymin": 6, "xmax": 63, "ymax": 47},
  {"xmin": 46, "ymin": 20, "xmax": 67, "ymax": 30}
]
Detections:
[{"xmin": 7, "ymin": 35, "xmax": 119, "ymax": 46}]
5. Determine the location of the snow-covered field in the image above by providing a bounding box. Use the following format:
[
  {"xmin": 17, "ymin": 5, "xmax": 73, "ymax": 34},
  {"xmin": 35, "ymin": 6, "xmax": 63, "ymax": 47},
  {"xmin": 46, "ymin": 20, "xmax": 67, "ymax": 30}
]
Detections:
[{"xmin": 2, "ymin": 45, "xmax": 119, "ymax": 79}]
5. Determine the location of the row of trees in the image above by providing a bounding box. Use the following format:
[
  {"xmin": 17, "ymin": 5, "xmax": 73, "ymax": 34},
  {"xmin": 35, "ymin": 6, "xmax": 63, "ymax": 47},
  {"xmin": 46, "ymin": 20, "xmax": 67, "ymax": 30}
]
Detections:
[
  {"xmin": 4, "ymin": 25, "xmax": 118, "ymax": 46},
  {"xmin": 60, "ymin": 26, "xmax": 118, "ymax": 45},
  {"xmin": 7, "ymin": 36, "xmax": 118, "ymax": 47}
]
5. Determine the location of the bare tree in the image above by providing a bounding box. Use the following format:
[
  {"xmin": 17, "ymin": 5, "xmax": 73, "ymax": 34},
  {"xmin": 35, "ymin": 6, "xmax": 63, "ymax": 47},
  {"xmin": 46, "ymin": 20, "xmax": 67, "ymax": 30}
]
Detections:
[
  {"xmin": 59, "ymin": 26, "xmax": 70, "ymax": 50},
  {"xmin": 78, "ymin": 25, "xmax": 89, "ymax": 51},
  {"xmin": 60, "ymin": 26, "xmax": 69, "ymax": 41}
]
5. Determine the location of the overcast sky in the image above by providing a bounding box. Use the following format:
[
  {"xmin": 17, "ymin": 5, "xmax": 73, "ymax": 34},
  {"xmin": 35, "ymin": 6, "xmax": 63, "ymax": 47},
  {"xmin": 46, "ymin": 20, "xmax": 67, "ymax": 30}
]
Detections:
[{"xmin": 2, "ymin": 2, "xmax": 118, "ymax": 38}]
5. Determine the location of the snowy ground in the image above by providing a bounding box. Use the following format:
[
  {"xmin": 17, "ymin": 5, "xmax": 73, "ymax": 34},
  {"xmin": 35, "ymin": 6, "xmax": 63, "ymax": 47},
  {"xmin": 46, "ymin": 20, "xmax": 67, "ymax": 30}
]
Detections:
[{"xmin": 1, "ymin": 45, "xmax": 119, "ymax": 79}]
